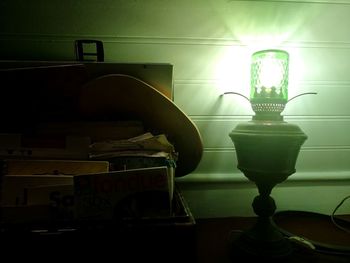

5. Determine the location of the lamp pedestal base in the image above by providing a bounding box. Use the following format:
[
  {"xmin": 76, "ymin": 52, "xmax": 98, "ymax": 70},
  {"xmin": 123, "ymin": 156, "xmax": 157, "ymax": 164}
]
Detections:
[
  {"xmin": 228, "ymin": 119, "xmax": 308, "ymax": 261},
  {"xmin": 229, "ymin": 195, "xmax": 293, "ymax": 261},
  {"xmin": 229, "ymin": 229, "xmax": 293, "ymax": 261}
]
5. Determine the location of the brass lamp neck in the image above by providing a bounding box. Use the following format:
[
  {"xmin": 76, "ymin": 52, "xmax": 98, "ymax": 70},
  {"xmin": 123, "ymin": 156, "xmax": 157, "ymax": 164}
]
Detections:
[{"xmin": 252, "ymin": 113, "xmax": 284, "ymax": 121}]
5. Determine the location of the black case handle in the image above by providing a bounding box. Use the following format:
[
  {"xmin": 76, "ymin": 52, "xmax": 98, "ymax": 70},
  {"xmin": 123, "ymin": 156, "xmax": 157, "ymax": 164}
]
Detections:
[{"xmin": 75, "ymin": 40, "xmax": 104, "ymax": 62}]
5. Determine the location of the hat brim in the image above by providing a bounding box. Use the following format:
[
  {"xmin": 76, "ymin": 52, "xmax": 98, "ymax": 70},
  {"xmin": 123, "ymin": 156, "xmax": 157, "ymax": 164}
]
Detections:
[{"xmin": 78, "ymin": 74, "xmax": 203, "ymax": 177}]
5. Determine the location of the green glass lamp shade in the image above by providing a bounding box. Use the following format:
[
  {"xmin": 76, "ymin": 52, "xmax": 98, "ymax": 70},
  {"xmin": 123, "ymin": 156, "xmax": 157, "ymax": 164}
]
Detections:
[{"xmin": 250, "ymin": 49, "xmax": 289, "ymax": 117}]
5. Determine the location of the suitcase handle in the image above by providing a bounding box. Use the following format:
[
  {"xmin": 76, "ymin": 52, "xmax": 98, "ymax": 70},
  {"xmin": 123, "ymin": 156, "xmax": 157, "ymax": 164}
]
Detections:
[{"xmin": 75, "ymin": 39, "xmax": 104, "ymax": 62}]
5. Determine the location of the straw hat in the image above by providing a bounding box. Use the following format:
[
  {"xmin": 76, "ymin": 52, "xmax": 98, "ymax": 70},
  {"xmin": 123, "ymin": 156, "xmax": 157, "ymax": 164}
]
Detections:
[{"xmin": 79, "ymin": 74, "xmax": 203, "ymax": 177}]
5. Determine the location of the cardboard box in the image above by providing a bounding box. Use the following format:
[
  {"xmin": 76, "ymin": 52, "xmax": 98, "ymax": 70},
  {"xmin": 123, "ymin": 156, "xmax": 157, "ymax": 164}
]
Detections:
[
  {"xmin": 1, "ymin": 175, "xmax": 73, "ymax": 206},
  {"xmin": 0, "ymin": 134, "xmax": 91, "ymax": 160},
  {"xmin": 0, "ymin": 159, "xmax": 109, "ymax": 207},
  {"xmin": 26, "ymin": 184, "xmax": 75, "ymax": 221},
  {"xmin": 1, "ymin": 160, "xmax": 175, "ymax": 223},
  {"xmin": 4, "ymin": 159, "xmax": 109, "ymax": 175},
  {"xmin": 74, "ymin": 166, "xmax": 174, "ymax": 220},
  {"xmin": 0, "ymin": 186, "xmax": 196, "ymax": 262}
]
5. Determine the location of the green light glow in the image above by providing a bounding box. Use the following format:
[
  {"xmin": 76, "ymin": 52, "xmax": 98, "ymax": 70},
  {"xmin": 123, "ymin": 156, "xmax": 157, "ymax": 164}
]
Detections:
[{"xmin": 250, "ymin": 49, "xmax": 289, "ymax": 103}]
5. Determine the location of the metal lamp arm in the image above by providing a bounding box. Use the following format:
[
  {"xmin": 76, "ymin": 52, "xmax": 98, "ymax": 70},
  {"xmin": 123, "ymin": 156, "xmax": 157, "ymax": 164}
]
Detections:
[
  {"xmin": 222, "ymin": 91, "xmax": 317, "ymax": 105},
  {"xmin": 287, "ymin": 92, "xmax": 317, "ymax": 103},
  {"xmin": 222, "ymin": 92, "xmax": 251, "ymax": 102}
]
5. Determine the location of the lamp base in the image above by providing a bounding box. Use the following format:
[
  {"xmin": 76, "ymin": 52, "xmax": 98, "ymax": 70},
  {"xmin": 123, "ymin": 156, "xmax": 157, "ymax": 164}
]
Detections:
[
  {"xmin": 228, "ymin": 217, "xmax": 293, "ymax": 261},
  {"xmin": 228, "ymin": 194, "xmax": 293, "ymax": 261},
  {"xmin": 228, "ymin": 118, "xmax": 308, "ymax": 261}
]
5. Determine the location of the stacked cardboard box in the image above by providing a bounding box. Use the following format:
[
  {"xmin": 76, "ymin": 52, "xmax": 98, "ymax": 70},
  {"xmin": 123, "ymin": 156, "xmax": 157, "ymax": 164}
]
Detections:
[{"xmin": 0, "ymin": 62, "xmax": 198, "ymax": 261}]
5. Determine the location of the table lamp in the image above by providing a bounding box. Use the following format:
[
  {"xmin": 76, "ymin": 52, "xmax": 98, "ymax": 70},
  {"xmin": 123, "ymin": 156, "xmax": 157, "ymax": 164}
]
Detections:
[{"xmin": 226, "ymin": 49, "xmax": 316, "ymax": 260}]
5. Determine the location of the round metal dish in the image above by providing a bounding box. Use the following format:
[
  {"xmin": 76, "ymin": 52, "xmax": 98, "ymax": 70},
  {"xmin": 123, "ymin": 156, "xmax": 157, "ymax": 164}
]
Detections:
[{"xmin": 272, "ymin": 210, "xmax": 350, "ymax": 256}]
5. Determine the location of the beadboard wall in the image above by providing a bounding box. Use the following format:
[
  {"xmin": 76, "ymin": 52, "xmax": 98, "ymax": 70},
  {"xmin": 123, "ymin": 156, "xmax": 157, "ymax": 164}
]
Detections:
[{"xmin": 1, "ymin": 0, "xmax": 349, "ymax": 218}]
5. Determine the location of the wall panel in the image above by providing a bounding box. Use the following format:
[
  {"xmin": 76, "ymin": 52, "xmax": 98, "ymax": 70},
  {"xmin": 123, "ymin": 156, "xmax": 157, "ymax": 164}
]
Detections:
[
  {"xmin": 174, "ymin": 81, "xmax": 350, "ymax": 116},
  {"xmin": 1, "ymin": 1, "xmax": 350, "ymax": 177},
  {"xmin": 3, "ymin": 38, "xmax": 350, "ymax": 82},
  {"xmin": 1, "ymin": 0, "xmax": 350, "ymax": 217},
  {"xmin": 193, "ymin": 118, "xmax": 350, "ymax": 148},
  {"xmin": 193, "ymin": 148, "xmax": 350, "ymax": 175},
  {"xmin": 2, "ymin": 1, "xmax": 350, "ymax": 42}
]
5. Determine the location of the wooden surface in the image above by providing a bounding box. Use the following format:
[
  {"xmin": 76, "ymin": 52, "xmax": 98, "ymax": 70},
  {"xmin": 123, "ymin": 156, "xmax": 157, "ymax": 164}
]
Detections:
[{"xmin": 195, "ymin": 216, "xmax": 350, "ymax": 263}]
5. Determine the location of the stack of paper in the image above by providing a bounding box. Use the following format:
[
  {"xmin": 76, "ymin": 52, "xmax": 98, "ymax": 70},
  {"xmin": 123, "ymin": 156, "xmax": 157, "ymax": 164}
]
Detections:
[{"xmin": 77, "ymin": 132, "xmax": 178, "ymax": 220}]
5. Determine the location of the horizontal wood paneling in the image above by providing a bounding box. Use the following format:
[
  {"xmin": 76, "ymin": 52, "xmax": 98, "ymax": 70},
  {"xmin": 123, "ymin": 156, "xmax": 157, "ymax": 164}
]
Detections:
[
  {"xmin": 174, "ymin": 81, "xmax": 350, "ymax": 116},
  {"xmin": 3, "ymin": 39, "xmax": 350, "ymax": 84},
  {"xmin": 1, "ymin": 0, "xmax": 350, "ymax": 181},
  {"xmin": 193, "ymin": 118, "xmax": 350, "ymax": 148},
  {"xmin": 194, "ymin": 148, "xmax": 350, "ymax": 174},
  {"xmin": 2, "ymin": 0, "xmax": 350, "ymax": 42}
]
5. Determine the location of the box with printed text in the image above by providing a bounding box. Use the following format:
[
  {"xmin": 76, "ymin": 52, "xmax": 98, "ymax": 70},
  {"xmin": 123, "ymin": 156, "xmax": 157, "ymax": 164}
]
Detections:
[{"xmin": 74, "ymin": 166, "xmax": 174, "ymax": 220}]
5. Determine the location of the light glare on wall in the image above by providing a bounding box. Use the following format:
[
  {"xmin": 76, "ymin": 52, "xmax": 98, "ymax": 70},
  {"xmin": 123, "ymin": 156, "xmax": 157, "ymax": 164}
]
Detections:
[{"xmin": 215, "ymin": 47, "xmax": 249, "ymax": 96}]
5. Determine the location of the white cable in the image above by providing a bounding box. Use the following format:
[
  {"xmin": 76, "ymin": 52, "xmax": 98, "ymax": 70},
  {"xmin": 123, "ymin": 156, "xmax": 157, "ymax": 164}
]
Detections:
[{"xmin": 330, "ymin": 195, "xmax": 350, "ymax": 234}]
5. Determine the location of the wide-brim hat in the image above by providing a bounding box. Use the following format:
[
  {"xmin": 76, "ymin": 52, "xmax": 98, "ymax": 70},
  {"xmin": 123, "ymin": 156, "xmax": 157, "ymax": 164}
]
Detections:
[{"xmin": 79, "ymin": 74, "xmax": 203, "ymax": 177}]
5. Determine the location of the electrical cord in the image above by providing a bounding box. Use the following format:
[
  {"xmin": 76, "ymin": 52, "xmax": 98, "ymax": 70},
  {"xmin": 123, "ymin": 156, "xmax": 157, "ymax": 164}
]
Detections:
[
  {"xmin": 227, "ymin": 196, "xmax": 350, "ymax": 258},
  {"xmin": 308, "ymin": 194, "xmax": 350, "ymax": 257},
  {"xmin": 272, "ymin": 198, "xmax": 350, "ymax": 258},
  {"xmin": 330, "ymin": 195, "xmax": 350, "ymax": 234}
]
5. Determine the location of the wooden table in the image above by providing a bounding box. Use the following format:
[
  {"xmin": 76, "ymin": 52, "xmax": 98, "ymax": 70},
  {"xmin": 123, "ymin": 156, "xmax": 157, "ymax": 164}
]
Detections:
[{"xmin": 195, "ymin": 216, "xmax": 350, "ymax": 263}]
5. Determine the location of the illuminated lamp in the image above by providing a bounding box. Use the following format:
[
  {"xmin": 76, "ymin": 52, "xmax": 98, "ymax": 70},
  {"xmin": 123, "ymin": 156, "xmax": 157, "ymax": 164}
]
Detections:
[{"xmin": 225, "ymin": 49, "xmax": 316, "ymax": 260}]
